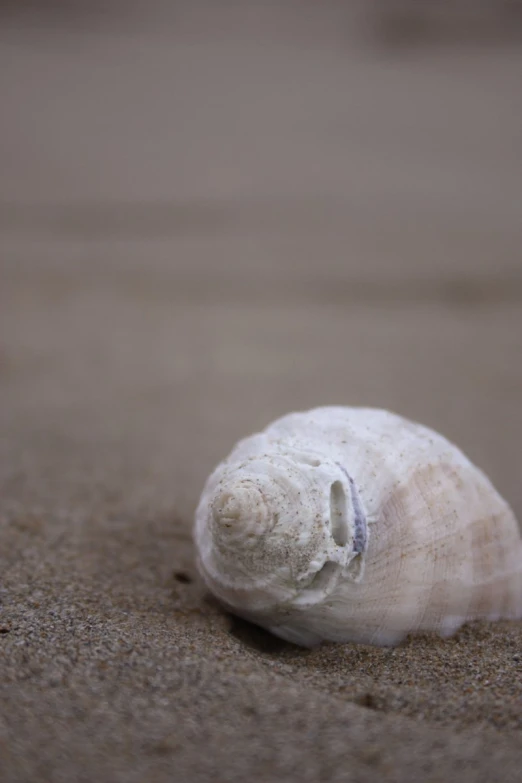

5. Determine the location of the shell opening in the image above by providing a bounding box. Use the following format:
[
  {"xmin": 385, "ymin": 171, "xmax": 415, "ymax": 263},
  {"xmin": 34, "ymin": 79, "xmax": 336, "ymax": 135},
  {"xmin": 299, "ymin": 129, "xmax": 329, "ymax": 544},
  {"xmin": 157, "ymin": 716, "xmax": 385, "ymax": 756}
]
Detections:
[{"xmin": 329, "ymin": 481, "xmax": 349, "ymax": 547}]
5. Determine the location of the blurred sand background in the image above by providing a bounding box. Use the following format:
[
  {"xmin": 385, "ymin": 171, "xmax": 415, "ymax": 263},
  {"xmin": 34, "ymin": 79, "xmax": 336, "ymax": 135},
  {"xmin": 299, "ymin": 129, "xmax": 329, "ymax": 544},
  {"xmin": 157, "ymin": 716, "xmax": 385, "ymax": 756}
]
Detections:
[{"xmin": 1, "ymin": 2, "xmax": 521, "ymax": 781}]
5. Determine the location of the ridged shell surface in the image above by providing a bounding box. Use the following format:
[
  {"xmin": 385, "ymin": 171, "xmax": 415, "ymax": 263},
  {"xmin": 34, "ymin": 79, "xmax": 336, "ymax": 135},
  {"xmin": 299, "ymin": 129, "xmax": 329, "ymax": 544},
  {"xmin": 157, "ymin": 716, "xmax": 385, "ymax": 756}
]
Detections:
[{"xmin": 194, "ymin": 407, "xmax": 522, "ymax": 647}]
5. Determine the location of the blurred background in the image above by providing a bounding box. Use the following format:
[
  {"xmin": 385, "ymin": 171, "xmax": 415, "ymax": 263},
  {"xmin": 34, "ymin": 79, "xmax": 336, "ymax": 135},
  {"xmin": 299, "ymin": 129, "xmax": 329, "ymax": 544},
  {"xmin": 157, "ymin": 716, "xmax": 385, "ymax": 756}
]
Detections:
[{"xmin": 1, "ymin": 0, "xmax": 521, "ymax": 525}]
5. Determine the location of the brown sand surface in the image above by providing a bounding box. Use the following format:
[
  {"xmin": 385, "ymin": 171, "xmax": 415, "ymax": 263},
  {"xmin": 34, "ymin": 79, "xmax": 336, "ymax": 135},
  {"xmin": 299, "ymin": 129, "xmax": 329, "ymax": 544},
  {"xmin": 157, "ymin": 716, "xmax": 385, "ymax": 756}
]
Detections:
[{"xmin": 1, "ymin": 3, "xmax": 522, "ymax": 781}]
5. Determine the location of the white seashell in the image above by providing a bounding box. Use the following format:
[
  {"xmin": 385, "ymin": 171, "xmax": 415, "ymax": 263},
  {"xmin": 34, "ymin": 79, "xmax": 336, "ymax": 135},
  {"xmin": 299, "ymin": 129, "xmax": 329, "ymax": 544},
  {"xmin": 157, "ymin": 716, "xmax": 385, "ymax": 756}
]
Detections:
[{"xmin": 194, "ymin": 407, "xmax": 522, "ymax": 647}]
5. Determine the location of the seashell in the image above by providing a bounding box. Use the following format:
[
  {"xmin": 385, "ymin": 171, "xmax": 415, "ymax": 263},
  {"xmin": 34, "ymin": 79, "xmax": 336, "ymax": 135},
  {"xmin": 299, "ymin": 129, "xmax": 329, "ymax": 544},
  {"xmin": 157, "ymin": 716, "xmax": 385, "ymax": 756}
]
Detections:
[{"xmin": 194, "ymin": 407, "xmax": 522, "ymax": 647}]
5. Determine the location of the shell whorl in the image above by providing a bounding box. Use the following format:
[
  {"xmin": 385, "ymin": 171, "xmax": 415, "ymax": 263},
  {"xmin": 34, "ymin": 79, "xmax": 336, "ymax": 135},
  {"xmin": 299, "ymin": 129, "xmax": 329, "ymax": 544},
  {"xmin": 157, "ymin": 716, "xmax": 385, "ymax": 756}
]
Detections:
[
  {"xmin": 195, "ymin": 450, "xmax": 367, "ymax": 615},
  {"xmin": 211, "ymin": 479, "xmax": 275, "ymax": 548}
]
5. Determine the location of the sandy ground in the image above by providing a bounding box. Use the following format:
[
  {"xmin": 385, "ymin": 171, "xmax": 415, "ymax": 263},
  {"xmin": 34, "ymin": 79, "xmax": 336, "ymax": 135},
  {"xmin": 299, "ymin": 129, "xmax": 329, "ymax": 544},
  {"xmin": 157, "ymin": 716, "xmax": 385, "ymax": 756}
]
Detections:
[{"xmin": 1, "ymin": 3, "xmax": 522, "ymax": 781}]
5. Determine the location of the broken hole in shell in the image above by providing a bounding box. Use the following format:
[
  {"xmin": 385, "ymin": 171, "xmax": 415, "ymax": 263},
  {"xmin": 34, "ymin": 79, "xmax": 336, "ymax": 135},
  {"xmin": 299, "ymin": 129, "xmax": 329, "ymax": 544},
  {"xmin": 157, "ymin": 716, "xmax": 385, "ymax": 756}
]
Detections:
[
  {"xmin": 294, "ymin": 561, "xmax": 341, "ymax": 606},
  {"xmin": 329, "ymin": 480, "xmax": 349, "ymax": 546}
]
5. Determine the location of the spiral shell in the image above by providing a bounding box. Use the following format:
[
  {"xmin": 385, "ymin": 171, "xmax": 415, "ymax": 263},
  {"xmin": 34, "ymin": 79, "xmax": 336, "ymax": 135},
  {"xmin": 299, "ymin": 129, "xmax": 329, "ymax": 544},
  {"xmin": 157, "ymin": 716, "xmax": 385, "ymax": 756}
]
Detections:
[{"xmin": 194, "ymin": 407, "xmax": 522, "ymax": 647}]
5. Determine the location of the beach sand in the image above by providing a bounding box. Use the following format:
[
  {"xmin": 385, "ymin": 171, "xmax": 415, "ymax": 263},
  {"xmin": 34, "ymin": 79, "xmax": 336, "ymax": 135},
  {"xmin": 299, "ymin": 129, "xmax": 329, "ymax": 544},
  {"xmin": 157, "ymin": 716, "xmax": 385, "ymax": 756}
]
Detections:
[{"xmin": 1, "ymin": 3, "xmax": 522, "ymax": 781}]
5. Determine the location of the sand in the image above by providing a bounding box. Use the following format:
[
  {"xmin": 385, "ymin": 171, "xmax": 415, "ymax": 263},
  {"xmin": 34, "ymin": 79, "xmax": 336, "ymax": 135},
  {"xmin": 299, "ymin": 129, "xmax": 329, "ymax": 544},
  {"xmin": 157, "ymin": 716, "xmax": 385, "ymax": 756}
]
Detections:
[{"xmin": 1, "ymin": 3, "xmax": 522, "ymax": 781}]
